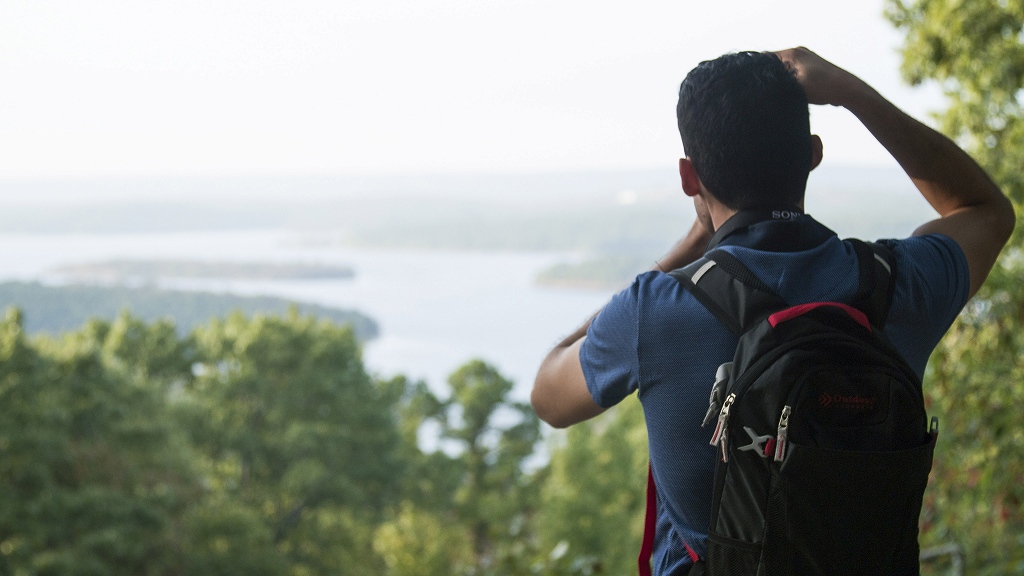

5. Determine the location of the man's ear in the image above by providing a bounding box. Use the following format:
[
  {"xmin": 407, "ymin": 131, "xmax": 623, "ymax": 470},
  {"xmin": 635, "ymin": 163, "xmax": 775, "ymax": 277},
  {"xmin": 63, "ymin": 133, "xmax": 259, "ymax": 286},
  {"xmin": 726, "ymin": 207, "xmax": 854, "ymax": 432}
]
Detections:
[
  {"xmin": 810, "ymin": 135, "xmax": 823, "ymax": 171},
  {"xmin": 679, "ymin": 158, "xmax": 704, "ymax": 198}
]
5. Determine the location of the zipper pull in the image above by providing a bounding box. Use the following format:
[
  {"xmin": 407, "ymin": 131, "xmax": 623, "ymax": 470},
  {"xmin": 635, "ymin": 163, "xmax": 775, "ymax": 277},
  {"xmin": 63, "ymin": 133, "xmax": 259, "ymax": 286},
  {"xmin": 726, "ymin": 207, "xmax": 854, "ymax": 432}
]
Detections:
[
  {"xmin": 710, "ymin": 393, "xmax": 736, "ymax": 462},
  {"xmin": 702, "ymin": 362, "xmax": 732, "ymax": 427},
  {"xmin": 774, "ymin": 405, "xmax": 791, "ymax": 462}
]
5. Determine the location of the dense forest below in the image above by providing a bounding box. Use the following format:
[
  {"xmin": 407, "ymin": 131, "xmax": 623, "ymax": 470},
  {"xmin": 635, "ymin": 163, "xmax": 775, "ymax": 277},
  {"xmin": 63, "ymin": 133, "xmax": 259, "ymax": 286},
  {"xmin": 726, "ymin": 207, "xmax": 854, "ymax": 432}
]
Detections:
[{"xmin": 0, "ymin": 308, "xmax": 649, "ymax": 575}]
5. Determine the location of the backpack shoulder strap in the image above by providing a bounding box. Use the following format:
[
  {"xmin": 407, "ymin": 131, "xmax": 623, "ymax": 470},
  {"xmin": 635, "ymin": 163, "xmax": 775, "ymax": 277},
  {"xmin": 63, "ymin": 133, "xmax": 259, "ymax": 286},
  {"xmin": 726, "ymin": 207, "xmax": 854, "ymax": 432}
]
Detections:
[
  {"xmin": 847, "ymin": 239, "xmax": 897, "ymax": 328},
  {"xmin": 668, "ymin": 249, "xmax": 788, "ymax": 335},
  {"xmin": 669, "ymin": 240, "xmax": 898, "ymax": 333}
]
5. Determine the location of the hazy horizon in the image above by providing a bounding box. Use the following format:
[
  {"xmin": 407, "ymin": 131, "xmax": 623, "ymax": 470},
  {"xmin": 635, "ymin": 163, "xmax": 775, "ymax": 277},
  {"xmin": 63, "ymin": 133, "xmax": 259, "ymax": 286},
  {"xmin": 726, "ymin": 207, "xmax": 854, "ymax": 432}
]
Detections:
[
  {"xmin": 0, "ymin": 162, "xmax": 919, "ymax": 202},
  {"xmin": 0, "ymin": 164, "xmax": 935, "ymax": 244}
]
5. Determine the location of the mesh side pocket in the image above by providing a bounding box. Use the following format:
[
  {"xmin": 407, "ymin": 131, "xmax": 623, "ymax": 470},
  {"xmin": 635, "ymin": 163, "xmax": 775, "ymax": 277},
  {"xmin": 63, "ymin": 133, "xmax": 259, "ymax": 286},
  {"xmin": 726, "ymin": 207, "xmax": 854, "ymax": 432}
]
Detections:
[
  {"xmin": 760, "ymin": 478, "xmax": 792, "ymax": 576},
  {"xmin": 705, "ymin": 533, "xmax": 760, "ymax": 575}
]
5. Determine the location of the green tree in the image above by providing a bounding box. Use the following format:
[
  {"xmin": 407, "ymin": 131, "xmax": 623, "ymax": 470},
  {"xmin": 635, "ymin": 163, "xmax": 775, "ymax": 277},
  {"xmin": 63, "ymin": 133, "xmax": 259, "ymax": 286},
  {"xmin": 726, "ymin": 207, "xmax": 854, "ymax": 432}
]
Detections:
[
  {"xmin": 887, "ymin": 2, "xmax": 1024, "ymax": 572},
  {"xmin": 537, "ymin": 399, "xmax": 648, "ymax": 576},
  {"xmin": 384, "ymin": 375, "xmax": 466, "ymax": 515},
  {"xmin": 423, "ymin": 360, "xmax": 542, "ymax": 573},
  {"xmin": 179, "ymin": 310, "xmax": 404, "ymax": 575},
  {"xmin": 373, "ymin": 502, "xmax": 474, "ymax": 576},
  {"xmin": 0, "ymin": 310, "xmax": 196, "ymax": 576},
  {"xmin": 1, "ymin": 304, "xmax": 558, "ymax": 575},
  {"xmin": 97, "ymin": 311, "xmax": 195, "ymax": 388},
  {"xmin": 180, "ymin": 500, "xmax": 288, "ymax": 576}
]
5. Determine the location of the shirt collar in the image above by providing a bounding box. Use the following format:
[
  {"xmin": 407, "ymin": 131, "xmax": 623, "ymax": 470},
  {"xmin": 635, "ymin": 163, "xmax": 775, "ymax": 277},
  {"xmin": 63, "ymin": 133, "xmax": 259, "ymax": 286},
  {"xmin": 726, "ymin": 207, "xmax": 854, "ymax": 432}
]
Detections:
[{"xmin": 707, "ymin": 209, "xmax": 836, "ymax": 253}]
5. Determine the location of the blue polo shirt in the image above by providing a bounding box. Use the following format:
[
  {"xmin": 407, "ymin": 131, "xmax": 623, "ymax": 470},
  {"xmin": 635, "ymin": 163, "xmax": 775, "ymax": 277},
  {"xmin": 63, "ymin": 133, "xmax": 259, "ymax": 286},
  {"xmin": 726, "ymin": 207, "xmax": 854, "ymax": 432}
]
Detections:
[{"xmin": 579, "ymin": 214, "xmax": 969, "ymax": 575}]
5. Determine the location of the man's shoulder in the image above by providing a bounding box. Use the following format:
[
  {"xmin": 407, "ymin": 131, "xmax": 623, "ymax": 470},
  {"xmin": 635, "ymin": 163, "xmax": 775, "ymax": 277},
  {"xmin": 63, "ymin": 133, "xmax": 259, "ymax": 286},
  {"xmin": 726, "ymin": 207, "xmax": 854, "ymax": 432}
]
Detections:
[
  {"xmin": 631, "ymin": 269, "xmax": 692, "ymax": 299},
  {"xmin": 869, "ymin": 233, "xmax": 971, "ymax": 375},
  {"xmin": 598, "ymin": 269, "xmax": 723, "ymax": 333},
  {"xmin": 874, "ymin": 233, "xmax": 969, "ymax": 281},
  {"xmin": 882, "ymin": 232, "xmax": 964, "ymax": 253}
]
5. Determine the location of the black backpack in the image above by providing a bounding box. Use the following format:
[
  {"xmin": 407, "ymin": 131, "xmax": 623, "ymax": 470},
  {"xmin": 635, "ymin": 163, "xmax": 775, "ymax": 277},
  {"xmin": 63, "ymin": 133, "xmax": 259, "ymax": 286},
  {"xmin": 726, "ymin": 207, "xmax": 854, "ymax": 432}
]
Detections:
[{"xmin": 659, "ymin": 238, "xmax": 938, "ymax": 576}]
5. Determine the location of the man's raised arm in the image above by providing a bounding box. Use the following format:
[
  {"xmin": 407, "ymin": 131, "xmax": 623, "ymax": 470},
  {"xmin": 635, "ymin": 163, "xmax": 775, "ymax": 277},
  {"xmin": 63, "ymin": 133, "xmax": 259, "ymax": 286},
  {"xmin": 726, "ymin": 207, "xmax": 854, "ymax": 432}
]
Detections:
[{"xmin": 776, "ymin": 47, "xmax": 1015, "ymax": 298}]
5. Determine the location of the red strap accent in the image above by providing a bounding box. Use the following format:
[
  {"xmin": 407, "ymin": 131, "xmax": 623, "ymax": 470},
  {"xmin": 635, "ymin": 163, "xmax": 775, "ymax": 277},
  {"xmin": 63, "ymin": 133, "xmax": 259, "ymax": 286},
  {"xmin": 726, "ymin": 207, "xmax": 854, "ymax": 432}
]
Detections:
[
  {"xmin": 639, "ymin": 464, "xmax": 657, "ymax": 576},
  {"xmin": 639, "ymin": 464, "xmax": 702, "ymax": 574},
  {"xmin": 768, "ymin": 302, "xmax": 871, "ymax": 332},
  {"xmin": 684, "ymin": 542, "xmax": 699, "ymax": 564}
]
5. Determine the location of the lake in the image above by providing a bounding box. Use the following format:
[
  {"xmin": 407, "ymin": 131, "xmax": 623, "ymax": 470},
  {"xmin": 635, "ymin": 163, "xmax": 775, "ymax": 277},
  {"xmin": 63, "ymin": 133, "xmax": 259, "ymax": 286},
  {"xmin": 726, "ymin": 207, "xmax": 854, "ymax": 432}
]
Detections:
[{"xmin": 0, "ymin": 229, "xmax": 614, "ymax": 401}]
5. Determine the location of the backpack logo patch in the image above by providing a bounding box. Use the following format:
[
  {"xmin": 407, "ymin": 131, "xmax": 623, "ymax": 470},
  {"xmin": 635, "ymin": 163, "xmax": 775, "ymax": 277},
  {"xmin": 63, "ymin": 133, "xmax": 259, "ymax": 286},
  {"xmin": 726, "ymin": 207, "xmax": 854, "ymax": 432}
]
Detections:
[{"xmin": 818, "ymin": 392, "xmax": 878, "ymax": 410}]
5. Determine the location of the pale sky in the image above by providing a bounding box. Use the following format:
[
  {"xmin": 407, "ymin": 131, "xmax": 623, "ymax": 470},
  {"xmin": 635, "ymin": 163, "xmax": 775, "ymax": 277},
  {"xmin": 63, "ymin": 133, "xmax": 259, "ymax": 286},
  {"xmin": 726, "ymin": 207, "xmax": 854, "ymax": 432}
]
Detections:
[{"xmin": 0, "ymin": 0, "xmax": 944, "ymax": 179}]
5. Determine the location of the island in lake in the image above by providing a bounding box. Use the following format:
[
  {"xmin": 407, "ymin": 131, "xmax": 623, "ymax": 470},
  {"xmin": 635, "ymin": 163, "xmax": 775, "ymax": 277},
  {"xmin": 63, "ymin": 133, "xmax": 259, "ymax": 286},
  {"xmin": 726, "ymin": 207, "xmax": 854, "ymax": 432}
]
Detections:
[
  {"xmin": 0, "ymin": 281, "xmax": 377, "ymax": 340},
  {"xmin": 535, "ymin": 255, "xmax": 651, "ymax": 291}
]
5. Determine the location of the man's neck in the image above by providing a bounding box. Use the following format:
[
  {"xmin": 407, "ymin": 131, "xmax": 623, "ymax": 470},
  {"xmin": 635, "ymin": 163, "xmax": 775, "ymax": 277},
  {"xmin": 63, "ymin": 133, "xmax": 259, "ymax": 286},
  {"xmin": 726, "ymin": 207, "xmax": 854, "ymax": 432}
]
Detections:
[
  {"xmin": 709, "ymin": 205, "xmax": 739, "ymax": 232},
  {"xmin": 709, "ymin": 201, "xmax": 805, "ymax": 232}
]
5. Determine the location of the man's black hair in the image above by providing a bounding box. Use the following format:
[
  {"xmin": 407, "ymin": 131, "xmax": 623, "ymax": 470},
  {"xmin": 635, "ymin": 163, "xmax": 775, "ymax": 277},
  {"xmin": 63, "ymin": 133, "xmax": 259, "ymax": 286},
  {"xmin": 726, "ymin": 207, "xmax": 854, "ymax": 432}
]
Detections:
[{"xmin": 677, "ymin": 51, "xmax": 812, "ymax": 210}]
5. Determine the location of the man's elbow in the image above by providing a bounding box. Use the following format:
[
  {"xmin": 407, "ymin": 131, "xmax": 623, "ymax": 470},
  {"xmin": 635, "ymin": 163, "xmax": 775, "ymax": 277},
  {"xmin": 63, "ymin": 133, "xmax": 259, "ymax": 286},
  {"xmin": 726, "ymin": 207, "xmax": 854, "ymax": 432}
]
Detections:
[
  {"xmin": 530, "ymin": 381, "xmax": 571, "ymax": 429},
  {"xmin": 531, "ymin": 340, "xmax": 602, "ymax": 428},
  {"xmin": 999, "ymin": 195, "xmax": 1015, "ymax": 242},
  {"xmin": 996, "ymin": 194, "xmax": 1016, "ymax": 245}
]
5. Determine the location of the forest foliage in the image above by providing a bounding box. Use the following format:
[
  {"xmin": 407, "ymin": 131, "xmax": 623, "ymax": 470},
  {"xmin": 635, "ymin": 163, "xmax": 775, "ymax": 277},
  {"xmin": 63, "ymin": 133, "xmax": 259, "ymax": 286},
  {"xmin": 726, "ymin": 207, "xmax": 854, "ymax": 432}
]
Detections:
[
  {"xmin": 0, "ymin": 308, "xmax": 648, "ymax": 576},
  {"xmin": 886, "ymin": 0, "xmax": 1024, "ymax": 573}
]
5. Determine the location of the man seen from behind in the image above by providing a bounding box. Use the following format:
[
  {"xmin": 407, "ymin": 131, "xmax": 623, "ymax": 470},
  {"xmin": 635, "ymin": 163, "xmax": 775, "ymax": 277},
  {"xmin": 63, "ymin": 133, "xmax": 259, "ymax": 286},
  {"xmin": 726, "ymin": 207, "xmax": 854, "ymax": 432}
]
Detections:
[{"xmin": 531, "ymin": 48, "xmax": 1015, "ymax": 575}]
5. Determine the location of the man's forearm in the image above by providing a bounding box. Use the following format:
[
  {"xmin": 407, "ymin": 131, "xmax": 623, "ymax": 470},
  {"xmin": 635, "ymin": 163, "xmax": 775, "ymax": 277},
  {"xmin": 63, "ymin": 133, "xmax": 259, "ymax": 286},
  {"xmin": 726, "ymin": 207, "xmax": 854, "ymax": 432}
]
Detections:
[
  {"xmin": 776, "ymin": 47, "xmax": 1014, "ymax": 297},
  {"xmin": 841, "ymin": 81, "xmax": 1005, "ymax": 219},
  {"xmin": 840, "ymin": 77, "xmax": 1014, "ymax": 295}
]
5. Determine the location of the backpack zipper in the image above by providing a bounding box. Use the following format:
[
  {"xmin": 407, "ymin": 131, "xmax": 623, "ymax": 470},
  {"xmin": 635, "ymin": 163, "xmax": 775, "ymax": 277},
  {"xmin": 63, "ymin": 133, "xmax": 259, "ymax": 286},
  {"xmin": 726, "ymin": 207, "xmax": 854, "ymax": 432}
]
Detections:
[
  {"xmin": 710, "ymin": 393, "xmax": 736, "ymax": 462},
  {"xmin": 774, "ymin": 405, "xmax": 791, "ymax": 462},
  {"xmin": 702, "ymin": 362, "xmax": 732, "ymax": 428}
]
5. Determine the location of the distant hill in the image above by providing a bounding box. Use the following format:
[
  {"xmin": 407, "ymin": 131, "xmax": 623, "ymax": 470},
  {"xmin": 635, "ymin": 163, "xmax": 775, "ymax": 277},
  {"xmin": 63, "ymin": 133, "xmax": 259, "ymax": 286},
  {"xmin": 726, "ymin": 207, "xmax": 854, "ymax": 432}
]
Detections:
[
  {"xmin": 52, "ymin": 260, "xmax": 355, "ymax": 282},
  {"xmin": 535, "ymin": 255, "xmax": 651, "ymax": 291},
  {"xmin": 0, "ymin": 282, "xmax": 378, "ymax": 340},
  {"xmin": 0, "ymin": 166, "xmax": 936, "ymax": 251}
]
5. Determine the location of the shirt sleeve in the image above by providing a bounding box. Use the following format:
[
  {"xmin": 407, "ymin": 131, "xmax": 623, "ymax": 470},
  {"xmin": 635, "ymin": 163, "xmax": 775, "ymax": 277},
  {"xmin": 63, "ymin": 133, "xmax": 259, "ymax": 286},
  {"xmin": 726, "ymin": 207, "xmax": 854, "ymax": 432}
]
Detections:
[
  {"xmin": 579, "ymin": 278, "xmax": 642, "ymax": 408},
  {"xmin": 883, "ymin": 233, "xmax": 971, "ymax": 375}
]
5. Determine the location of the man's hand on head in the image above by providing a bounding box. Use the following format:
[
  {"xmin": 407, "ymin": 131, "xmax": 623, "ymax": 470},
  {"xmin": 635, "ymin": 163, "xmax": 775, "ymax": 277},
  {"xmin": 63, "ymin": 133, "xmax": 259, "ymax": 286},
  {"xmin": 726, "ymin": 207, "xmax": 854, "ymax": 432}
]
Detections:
[
  {"xmin": 773, "ymin": 47, "xmax": 866, "ymax": 108},
  {"xmin": 775, "ymin": 48, "xmax": 1013, "ymax": 299}
]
